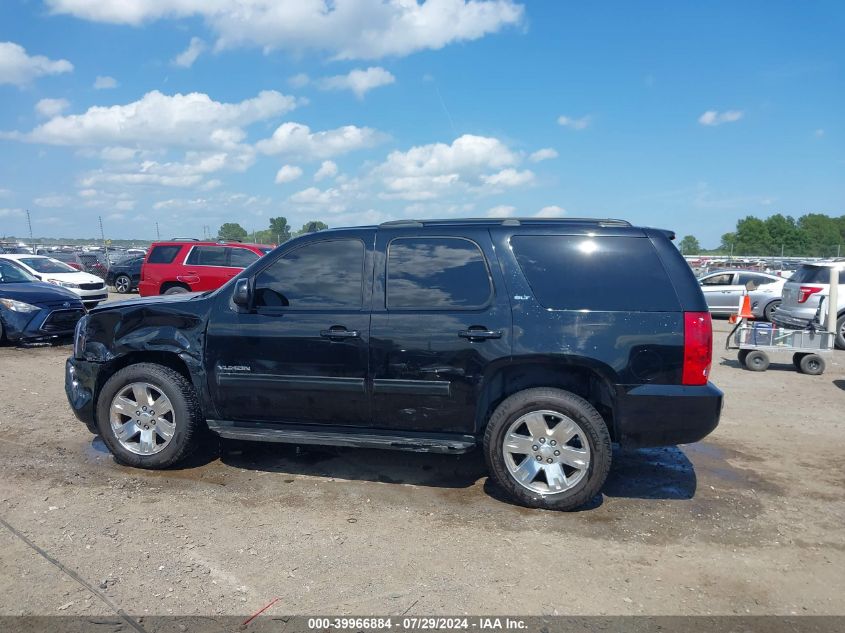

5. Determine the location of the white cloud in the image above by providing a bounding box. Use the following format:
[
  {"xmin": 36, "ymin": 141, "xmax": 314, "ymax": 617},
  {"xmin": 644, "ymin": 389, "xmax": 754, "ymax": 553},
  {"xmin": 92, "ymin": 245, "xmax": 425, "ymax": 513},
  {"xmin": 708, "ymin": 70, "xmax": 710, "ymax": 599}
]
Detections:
[
  {"xmin": 274, "ymin": 164, "xmax": 303, "ymax": 184},
  {"xmin": 698, "ymin": 110, "xmax": 743, "ymax": 126},
  {"xmin": 93, "ymin": 75, "xmax": 117, "ymax": 89},
  {"xmin": 314, "ymin": 160, "xmax": 338, "ymax": 181},
  {"xmin": 481, "ymin": 168, "xmax": 534, "ymax": 188},
  {"xmin": 97, "ymin": 146, "xmax": 141, "ymax": 161},
  {"xmin": 814, "ymin": 128, "xmax": 824, "ymax": 138},
  {"xmin": 34, "ymin": 194, "xmax": 72, "ymax": 208},
  {"xmin": 0, "ymin": 188, "xmax": 10, "ymax": 197},
  {"xmin": 24, "ymin": 90, "xmax": 299, "ymax": 149},
  {"xmin": 35, "ymin": 98, "xmax": 70, "ymax": 118},
  {"xmin": 317, "ymin": 67, "xmax": 396, "ymax": 99},
  {"xmin": 289, "ymin": 186, "xmax": 346, "ymax": 213},
  {"xmin": 557, "ymin": 115, "xmax": 591, "ymax": 130},
  {"xmin": 536, "ymin": 205, "xmax": 565, "ymax": 217},
  {"xmin": 288, "ymin": 73, "xmax": 310, "ymax": 89},
  {"xmin": 0, "ymin": 41, "xmax": 73, "ymax": 86},
  {"xmin": 374, "ymin": 134, "xmax": 524, "ymax": 200},
  {"xmin": 488, "ymin": 205, "xmax": 516, "ymax": 217},
  {"xmin": 0, "ymin": 208, "xmax": 24, "ymax": 218},
  {"xmin": 529, "ymin": 147, "xmax": 557, "ymax": 162},
  {"xmin": 172, "ymin": 37, "xmax": 206, "ymax": 68},
  {"xmin": 46, "ymin": 0, "xmax": 524, "ymax": 60},
  {"xmin": 256, "ymin": 122, "xmax": 382, "ymax": 159}
]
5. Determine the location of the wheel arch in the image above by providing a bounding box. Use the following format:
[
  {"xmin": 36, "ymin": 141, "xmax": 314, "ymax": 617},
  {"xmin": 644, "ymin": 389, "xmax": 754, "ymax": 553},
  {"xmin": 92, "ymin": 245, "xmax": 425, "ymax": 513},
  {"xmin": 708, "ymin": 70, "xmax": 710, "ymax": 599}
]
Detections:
[
  {"xmin": 475, "ymin": 357, "xmax": 618, "ymax": 440},
  {"xmin": 160, "ymin": 281, "xmax": 191, "ymax": 294}
]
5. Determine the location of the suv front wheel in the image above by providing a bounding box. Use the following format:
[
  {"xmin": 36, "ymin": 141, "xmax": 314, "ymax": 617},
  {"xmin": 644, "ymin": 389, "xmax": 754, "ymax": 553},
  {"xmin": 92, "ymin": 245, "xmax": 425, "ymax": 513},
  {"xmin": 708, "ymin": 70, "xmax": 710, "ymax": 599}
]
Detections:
[
  {"xmin": 96, "ymin": 363, "xmax": 204, "ymax": 468},
  {"xmin": 484, "ymin": 388, "xmax": 611, "ymax": 511}
]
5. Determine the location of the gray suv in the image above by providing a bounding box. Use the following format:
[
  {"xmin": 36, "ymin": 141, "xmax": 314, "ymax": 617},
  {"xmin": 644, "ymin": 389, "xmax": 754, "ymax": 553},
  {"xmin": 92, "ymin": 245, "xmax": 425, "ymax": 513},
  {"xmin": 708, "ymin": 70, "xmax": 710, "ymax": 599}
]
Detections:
[{"xmin": 772, "ymin": 261, "xmax": 845, "ymax": 349}]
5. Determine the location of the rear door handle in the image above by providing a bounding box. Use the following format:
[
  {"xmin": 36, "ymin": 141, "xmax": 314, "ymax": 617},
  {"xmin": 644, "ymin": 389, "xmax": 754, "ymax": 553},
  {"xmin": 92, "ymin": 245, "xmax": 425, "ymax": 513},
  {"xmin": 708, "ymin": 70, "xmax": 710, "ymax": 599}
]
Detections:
[
  {"xmin": 320, "ymin": 328, "xmax": 360, "ymax": 340},
  {"xmin": 458, "ymin": 329, "xmax": 503, "ymax": 340}
]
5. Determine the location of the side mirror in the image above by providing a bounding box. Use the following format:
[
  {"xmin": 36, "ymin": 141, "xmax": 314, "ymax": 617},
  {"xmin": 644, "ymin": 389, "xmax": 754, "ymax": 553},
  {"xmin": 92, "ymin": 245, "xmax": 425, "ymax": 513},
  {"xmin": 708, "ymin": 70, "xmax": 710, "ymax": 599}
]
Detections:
[{"xmin": 233, "ymin": 278, "xmax": 250, "ymax": 307}]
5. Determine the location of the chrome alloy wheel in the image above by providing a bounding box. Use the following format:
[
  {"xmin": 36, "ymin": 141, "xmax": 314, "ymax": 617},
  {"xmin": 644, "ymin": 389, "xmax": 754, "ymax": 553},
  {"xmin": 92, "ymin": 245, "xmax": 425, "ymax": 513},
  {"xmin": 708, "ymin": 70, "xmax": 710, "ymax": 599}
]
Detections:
[
  {"xmin": 502, "ymin": 410, "xmax": 591, "ymax": 495},
  {"xmin": 115, "ymin": 275, "xmax": 131, "ymax": 293},
  {"xmin": 109, "ymin": 382, "xmax": 176, "ymax": 455}
]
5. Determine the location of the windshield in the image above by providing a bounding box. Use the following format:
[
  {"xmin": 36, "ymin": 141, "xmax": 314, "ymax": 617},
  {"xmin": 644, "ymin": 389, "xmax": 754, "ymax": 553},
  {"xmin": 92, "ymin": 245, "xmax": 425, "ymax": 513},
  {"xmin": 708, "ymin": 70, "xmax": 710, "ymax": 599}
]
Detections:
[
  {"xmin": 19, "ymin": 257, "xmax": 78, "ymax": 274},
  {"xmin": 0, "ymin": 260, "xmax": 37, "ymax": 283}
]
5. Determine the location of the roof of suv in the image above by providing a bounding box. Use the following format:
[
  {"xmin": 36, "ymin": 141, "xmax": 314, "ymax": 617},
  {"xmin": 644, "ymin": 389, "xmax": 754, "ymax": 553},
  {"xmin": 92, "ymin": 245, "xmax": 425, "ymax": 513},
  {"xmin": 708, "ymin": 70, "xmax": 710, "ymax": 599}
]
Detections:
[
  {"xmin": 149, "ymin": 240, "xmax": 269, "ymax": 248},
  {"xmin": 378, "ymin": 217, "xmax": 632, "ymax": 228}
]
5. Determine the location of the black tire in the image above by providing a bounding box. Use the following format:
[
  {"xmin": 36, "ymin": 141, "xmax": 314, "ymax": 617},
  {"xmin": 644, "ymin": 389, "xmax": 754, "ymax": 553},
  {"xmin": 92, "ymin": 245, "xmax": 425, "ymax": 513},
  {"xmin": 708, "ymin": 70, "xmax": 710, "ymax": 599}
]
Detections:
[
  {"xmin": 836, "ymin": 315, "xmax": 845, "ymax": 351},
  {"xmin": 792, "ymin": 353, "xmax": 806, "ymax": 370},
  {"xmin": 737, "ymin": 349, "xmax": 750, "ymax": 366},
  {"xmin": 483, "ymin": 387, "xmax": 611, "ymax": 511},
  {"xmin": 798, "ymin": 353, "xmax": 825, "ymax": 376},
  {"xmin": 763, "ymin": 300, "xmax": 780, "ymax": 322},
  {"xmin": 743, "ymin": 350, "xmax": 770, "ymax": 372},
  {"xmin": 96, "ymin": 363, "xmax": 203, "ymax": 469},
  {"xmin": 114, "ymin": 274, "xmax": 132, "ymax": 294},
  {"xmin": 164, "ymin": 285, "xmax": 190, "ymax": 295}
]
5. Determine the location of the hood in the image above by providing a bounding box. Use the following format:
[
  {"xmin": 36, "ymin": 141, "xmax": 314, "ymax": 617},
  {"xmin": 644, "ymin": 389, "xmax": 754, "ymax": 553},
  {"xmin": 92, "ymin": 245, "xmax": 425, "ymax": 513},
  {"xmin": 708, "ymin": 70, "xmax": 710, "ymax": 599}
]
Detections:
[
  {"xmin": 0, "ymin": 281, "xmax": 82, "ymax": 306},
  {"xmin": 35, "ymin": 270, "xmax": 104, "ymax": 284},
  {"xmin": 88, "ymin": 291, "xmax": 204, "ymax": 313}
]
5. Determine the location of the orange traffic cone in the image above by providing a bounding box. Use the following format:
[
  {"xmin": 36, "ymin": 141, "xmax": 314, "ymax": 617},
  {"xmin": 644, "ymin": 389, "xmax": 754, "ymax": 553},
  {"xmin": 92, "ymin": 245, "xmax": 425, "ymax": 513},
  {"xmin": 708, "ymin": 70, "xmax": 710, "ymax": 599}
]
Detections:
[{"xmin": 729, "ymin": 294, "xmax": 755, "ymax": 323}]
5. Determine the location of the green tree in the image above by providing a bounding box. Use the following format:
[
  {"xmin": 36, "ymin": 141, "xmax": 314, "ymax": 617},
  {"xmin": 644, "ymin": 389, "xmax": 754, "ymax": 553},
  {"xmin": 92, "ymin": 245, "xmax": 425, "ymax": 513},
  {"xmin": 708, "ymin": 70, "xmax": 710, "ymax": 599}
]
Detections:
[
  {"xmin": 797, "ymin": 213, "xmax": 841, "ymax": 257},
  {"xmin": 217, "ymin": 223, "xmax": 248, "ymax": 241},
  {"xmin": 678, "ymin": 235, "xmax": 701, "ymax": 255},
  {"xmin": 732, "ymin": 216, "xmax": 773, "ymax": 255},
  {"xmin": 763, "ymin": 214, "xmax": 807, "ymax": 256},
  {"xmin": 269, "ymin": 216, "xmax": 292, "ymax": 243},
  {"xmin": 297, "ymin": 220, "xmax": 328, "ymax": 235}
]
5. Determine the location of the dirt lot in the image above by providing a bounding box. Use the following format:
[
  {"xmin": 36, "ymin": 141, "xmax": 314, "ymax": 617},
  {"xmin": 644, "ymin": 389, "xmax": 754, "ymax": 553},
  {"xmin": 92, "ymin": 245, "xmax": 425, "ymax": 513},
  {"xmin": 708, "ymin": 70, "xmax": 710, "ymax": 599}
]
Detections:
[{"xmin": 1, "ymin": 299, "xmax": 844, "ymax": 617}]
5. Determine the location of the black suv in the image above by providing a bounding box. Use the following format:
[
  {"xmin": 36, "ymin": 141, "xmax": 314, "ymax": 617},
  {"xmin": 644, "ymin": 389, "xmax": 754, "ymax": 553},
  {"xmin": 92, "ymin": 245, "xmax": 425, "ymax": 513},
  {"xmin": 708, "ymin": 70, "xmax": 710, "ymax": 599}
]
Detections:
[{"xmin": 65, "ymin": 218, "xmax": 722, "ymax": 510}]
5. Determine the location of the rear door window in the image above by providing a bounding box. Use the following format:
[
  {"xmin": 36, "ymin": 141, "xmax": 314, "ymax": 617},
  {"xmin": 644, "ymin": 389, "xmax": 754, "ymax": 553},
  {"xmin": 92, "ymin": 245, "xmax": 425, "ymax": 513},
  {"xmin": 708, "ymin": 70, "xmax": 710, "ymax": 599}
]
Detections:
[
  {"xmin": 186, "ymin": 246, "xmax": 228, "ymax": 267},
  {"xmin": 511, "ymin": 235, "xmax": 679, "ymax": 311},
  {"xmin": 701, "ymin": 273, "xmax": 734, "ymax": 286},
  {"xmin": 147, "ymin": 245, "xmax": 182, "ymax": 264},
  {"xmin": 386, "ymin": 237, "xmax": 492, "ymax": 309},
  {"xmin": 229, "ymin": 247, "xmax": 260, "ymax": 268}
]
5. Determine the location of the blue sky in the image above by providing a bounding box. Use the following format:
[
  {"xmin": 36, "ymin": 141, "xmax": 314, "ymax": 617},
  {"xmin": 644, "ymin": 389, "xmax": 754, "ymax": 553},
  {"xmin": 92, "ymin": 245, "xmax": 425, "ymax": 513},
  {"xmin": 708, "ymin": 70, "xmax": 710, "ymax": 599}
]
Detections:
[{"xmin": 0, "ymin": 1, "xmax": 842, "ymax": 246}]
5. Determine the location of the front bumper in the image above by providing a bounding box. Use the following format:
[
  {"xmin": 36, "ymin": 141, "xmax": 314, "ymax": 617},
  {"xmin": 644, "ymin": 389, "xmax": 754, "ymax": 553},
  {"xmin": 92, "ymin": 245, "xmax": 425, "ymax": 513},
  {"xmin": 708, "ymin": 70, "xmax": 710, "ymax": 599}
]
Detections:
[
  {"xmin": 1, "ymin": 307, "xmax": 84, "ymax": 343},
  {"xmin": 615, "ymin": 382, "xmax": 723, "ymax": 447},
  {"xmin": 65, "ymin": 357, "xmax": 101, "ymax": 433}
]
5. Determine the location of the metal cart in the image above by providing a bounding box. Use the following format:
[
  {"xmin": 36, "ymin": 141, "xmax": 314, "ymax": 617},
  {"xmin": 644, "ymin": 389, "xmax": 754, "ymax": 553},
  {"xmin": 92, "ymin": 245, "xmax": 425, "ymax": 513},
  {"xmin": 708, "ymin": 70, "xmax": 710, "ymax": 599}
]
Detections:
[{"xmin": 728, "ymin": 322, "xmax": 833, "ymax": 374}]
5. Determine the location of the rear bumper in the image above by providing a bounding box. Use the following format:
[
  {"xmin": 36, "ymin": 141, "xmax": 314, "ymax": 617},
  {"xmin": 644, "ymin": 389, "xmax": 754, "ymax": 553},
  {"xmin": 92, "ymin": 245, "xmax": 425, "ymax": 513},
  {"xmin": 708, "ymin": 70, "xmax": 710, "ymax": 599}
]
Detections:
[
  {"xmin": 65, "ymin": 357, "xmax": 101, "ymax": 433},
  {"xmin": 772, "ymin": 307, "xmax": 814, "ymax": 329},
  {"xmin": 615, "ymin": 382, "xmax": 723, "ymax": 447}
]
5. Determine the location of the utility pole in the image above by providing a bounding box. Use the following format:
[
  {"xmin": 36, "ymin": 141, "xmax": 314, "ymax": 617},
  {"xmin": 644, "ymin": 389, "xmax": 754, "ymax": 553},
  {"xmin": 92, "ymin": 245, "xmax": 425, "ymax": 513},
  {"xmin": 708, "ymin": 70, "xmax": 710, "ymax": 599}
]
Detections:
[
  {"xmin": 98, "ymin": 216, "xmax": 111, "ymax": 266},
  {"xmin": 781, "ymin": 244, "xmax": 784, "ymax": 258},
  {"xmin": 25, "ymin": 209, "xmax": 33, "ymax": 242},
  {"xmin": 155, "ymin": 222, "xmax": 161, "ymax": 240}
]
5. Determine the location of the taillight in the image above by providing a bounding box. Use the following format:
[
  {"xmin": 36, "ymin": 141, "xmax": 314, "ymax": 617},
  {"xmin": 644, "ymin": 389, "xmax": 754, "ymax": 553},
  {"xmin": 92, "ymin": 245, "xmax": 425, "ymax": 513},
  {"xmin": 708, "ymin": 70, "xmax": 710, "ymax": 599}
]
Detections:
[
  {"xmin": 797, "ymin": 286, "xmax": 823, "ymax": 303},
  {"xmin": 683, "ymin": 311, "xmax": 712, "ymax": 386}
]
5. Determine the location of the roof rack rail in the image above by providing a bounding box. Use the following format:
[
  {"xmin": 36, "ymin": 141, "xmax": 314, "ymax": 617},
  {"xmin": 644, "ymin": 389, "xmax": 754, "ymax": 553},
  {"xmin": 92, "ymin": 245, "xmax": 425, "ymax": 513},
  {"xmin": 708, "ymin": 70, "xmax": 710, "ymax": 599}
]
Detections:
[
  {"xmin": 170, "ymin": 237, "xmax": 200, "ymax": 241},
  {"xmin": 378, "ymin": 217, "xmax": 632, "ymax": 228}
]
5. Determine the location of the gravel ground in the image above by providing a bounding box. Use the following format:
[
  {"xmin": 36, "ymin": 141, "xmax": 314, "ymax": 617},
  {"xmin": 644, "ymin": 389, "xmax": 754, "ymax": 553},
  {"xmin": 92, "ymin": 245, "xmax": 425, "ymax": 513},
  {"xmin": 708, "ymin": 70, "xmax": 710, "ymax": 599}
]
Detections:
[{"xmin": 1, "ymin": 297, "xmax": 844, "ymax": 617}]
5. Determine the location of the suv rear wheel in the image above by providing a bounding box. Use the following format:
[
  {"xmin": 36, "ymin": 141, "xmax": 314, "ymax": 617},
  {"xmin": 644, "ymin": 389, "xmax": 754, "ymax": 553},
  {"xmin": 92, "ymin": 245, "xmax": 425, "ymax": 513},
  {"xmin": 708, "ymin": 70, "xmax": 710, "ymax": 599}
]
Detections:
[
  {"xmin": 836, "ymin": 315, "xmax": 845, "ymax": 350},
  {"xmin": 96, "ymin": 363, "xmax": 203, "ymax": 468},
  {"xmin": 483, "ymin": 387, "xmax": 611, "ymax": 511}
]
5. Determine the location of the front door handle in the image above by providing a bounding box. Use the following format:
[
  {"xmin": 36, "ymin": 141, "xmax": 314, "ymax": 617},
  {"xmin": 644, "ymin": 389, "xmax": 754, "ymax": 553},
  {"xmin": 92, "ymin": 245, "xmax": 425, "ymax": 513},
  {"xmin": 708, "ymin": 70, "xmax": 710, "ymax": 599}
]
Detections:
[
  {"xmin": 458, "ymin": 329, "xmax": 503, "ymax": 340},
  {"xmin": 320, "ymin": 327, "xmax": 360, "ymax": 340}
]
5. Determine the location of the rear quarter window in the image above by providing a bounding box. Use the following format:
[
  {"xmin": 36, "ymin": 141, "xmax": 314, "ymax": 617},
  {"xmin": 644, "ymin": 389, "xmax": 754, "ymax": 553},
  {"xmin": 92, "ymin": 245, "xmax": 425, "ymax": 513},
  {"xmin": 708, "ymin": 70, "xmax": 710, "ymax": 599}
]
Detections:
[
  {"xmin": 147, "ymin": 245, "xmax": 183, "ymax": 264},
  {"xmin": 511, "ymin": 235, "xmax": 680, "ymax": 312}
]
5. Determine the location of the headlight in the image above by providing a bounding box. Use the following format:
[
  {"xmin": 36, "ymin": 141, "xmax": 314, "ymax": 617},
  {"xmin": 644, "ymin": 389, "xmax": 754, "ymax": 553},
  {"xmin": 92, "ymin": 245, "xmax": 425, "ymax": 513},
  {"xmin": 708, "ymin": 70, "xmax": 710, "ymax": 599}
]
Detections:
[
  {"xmin": 0, "ymin": 298, "xmax": 40, "ymax": 313},
  {"xmin": 73, "ymin": 315, "xmax": 89, "ymax": 359},
  {"xmin": 56, "ymin": 280, "xmax": 80, "ymax": 289}
]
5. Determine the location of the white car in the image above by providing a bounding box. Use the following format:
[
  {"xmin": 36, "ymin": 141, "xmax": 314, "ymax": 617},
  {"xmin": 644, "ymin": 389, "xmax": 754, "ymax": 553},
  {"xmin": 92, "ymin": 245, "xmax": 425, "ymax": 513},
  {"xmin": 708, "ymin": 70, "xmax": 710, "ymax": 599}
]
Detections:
[
  {"xmin": 0, "ymin": 254, "xmax": 108, "ymax": 308},
  {"xmin": 698, "ymin": 270, "xmax": 783, "ymax": 317}
]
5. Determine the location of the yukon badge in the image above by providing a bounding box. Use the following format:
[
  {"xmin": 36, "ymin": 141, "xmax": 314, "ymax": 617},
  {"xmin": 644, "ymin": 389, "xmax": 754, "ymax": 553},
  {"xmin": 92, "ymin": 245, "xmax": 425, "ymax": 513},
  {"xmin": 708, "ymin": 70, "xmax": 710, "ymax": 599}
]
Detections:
[{"xmin": 219, "ymin": 364, "xmax": 251, "ymax": 372}]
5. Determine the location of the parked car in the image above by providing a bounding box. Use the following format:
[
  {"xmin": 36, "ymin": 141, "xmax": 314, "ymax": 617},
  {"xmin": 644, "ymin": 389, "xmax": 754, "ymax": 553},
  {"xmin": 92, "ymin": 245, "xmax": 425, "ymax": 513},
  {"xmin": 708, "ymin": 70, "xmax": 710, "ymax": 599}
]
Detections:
[
  {"xmin": 772, "ymin": 260, "xmax": 845, "ymax": 349},
  {"xmin": 748, "ymin": 279, "xmax": 788, "ymax": 321},
  {"xmin": 67, "ymin": 218, "xmax": 722, "ymax": 511},
  {"xmin": 0, "ymin": 255, "xmax": 108, "ymax": 309},
  {"xmin": 698, "ymin": 270, "xmax": 782, "ymax": 316},
  {"xmin": 138, "ymin": 240, "xmax": 273, "ymax": 296},
  {"xmin": 0, "ymin": 259, "xmax": 85, "ymax": 344},
  {"xmin": 106, "ymin": 256, "xmax": 144, "ymax": 294},
  {"xmin": 43, "ymin": 250, "xmax": 85, "ymax": 270}
]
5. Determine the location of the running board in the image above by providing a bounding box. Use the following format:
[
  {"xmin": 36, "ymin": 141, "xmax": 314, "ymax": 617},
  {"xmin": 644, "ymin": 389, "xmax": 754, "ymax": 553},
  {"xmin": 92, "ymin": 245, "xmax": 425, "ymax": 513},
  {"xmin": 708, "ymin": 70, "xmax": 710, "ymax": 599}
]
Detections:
[{"xmin": 206, "ymin": 420, "xmax": 477, "ymax": 454}]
